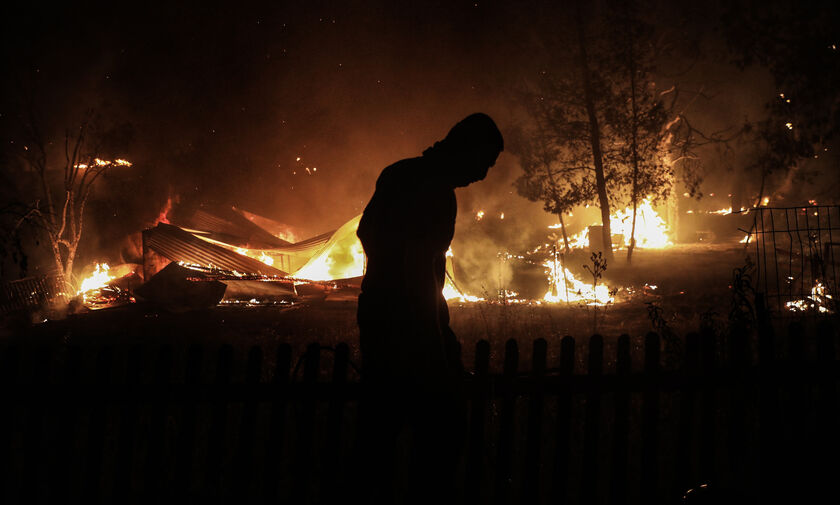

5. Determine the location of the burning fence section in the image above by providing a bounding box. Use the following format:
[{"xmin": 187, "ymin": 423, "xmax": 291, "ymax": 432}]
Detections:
[{"xmin": 750, "ymin": 205, "xmax": 839, "ymax": 315}]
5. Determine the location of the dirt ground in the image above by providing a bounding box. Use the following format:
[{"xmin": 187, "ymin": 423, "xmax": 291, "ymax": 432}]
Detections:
[{"xmin": 2, "ymin": 242, "xmax": 760, "ymax": 376}]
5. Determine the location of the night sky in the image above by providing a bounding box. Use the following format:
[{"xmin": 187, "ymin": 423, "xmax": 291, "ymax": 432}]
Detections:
[{"xmin": 1, "ymin": 1, "xmax": 837, "ymax": 277}]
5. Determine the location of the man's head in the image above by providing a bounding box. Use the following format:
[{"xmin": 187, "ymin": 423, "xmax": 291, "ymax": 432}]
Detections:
[{"xmin": 437, "ymin": 113, "xmax": 503, "ymax": 187}]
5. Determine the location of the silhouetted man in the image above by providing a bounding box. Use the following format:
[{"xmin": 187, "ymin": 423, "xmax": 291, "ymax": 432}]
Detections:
[{"xmin": 355, "ymin": 113, "xmax": 503, "ymax": 504}]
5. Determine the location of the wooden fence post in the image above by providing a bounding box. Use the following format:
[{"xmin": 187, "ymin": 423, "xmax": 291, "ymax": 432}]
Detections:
[
  {"xmin": 640, "ymin": 332, "xmax": 660, "ymax": 505},
  {"xmin": 674, "ymin": 332, "xmax": 700, "ymax": 498},
  {"xmin": 206, "ymin": 344, "xmax": 234, "ymax": 497},
  {"xmin": 698, "ymin": 330, "xmax": 716, "ymax": 484},
  {"xmin": 523, "ymin": 338, "xmax": 547, "ymax": 505},
  {"xmin": 726, "ymin": 326, "xmax": 749, "ymax": 492},
  {"xmin": 230, "ymin": 345, "xmax": 263, "ymax": 501},
  {"xmin": 143, "ymin": 345, "xmax": 173, "ymax": 500},
  {"xmin": 582, "ymin": 334, "xmax": 604, "ymax": 505},
  {"xmin": 466, "ymin": 340, "xmax": 490, "ymax": 505},
  {"xmin": 757, "ymin": 298, "xmax": 778, "ymax": 498},
  {"xmin": 783, "ymin": 322, "xmax": 807, "ymax": 500},
  {"xmin": 322, "ymin": 343, "xmax": 350, "ymax": 504},
  {"xmin": 263, "ymin": 343, "xmax": 292, "ymax": 502},
  {"xmin": 0, "ymin": 346, "xmax": 19, "ymax": 499},
  {"xmin": 48, "ymin": 345, "xmax": 82, "ymax": 501},
  {"xmin": 610, "ymin": 335, "xmax": 631, "ymax": 505},
  {"xmin": 815, "ymin": 321, "xmax": 837, "ymax": 497},
  {"xmin": 19, "ymin": 346, "xmax": 51, "ymax": 504},
  {"xmin": 551, "ymin": 336, "xmax": 575, "ymax": 504},
  {"xmin": 292, "ymin": 343, "xmax": 320, "ymax": 504},
  {"xmin": 113, "ymin": 344, "xmax": 144, "ymax": 499},
  {"xmin": 494, "ymin": 338, "xmax": 519, "ymax": 505},
  {"xmin": 85, "ymin": 346, "xmax": 114, "ymax": 502},
  {"xmin": 173, "ymin": 344, "xmax": 203, "ymax": 500}
]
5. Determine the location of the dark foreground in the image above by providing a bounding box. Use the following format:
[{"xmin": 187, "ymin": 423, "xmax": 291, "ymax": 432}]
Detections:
[{"xmin": 1, "ymin": 315, "xmax": 837, "ymax": 504}]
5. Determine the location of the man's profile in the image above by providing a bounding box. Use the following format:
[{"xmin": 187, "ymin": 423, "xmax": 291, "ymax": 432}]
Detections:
[{"xmin": 354, "ymin": 113, "xmax": 503, "ymax": 504}]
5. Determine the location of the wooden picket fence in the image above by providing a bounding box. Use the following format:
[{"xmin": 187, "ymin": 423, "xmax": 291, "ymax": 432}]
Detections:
[{"xmin": 0, "ymin": 320, "xmax": 837, "ymax": 504}]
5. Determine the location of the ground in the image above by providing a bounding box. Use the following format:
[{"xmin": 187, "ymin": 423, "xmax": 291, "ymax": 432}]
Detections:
[{"xmin": 2, "ymin": 243, "xmax": 757, "ymax": 377}]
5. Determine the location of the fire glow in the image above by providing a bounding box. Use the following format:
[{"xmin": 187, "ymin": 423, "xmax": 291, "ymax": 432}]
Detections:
[{"xmin": 553, "ymin": 198, "xmax": 672, "ymax": 251}]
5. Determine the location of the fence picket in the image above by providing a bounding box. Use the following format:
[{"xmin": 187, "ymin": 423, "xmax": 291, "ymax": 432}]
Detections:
[
  {"xmin": 20, "ymin": 346, "xmax": 51, "ymax": 504},
  {"xmin": 173, "ymin": 344, "xmax": 202, "ymax": 500},
  {"xmin": 674, "ymin": 332, "xmax": 700, "ymax": 497},
  {"xmin": 85, "ymin": 346, "xmax": 113, "ymax": 502},
  {"xmin": 726, "ymin": 327, "xmax": 749, "ymax": 492},
  {"xmin": 698, "ymin": 330, "xmax": 716, "ymax": 484},
  {"xmin": 523, "ymin": 338, "xmax": 547, "ymax": 505},
  {"xmin": 113, "ymin": 344, "xmax": 143, "ymax": 499},
  {"xmin": 322, "ymin": 343, "xmax": 350, "ymax": 504},
  {"xmin": 466, "ymin": 339, "xmax": 491, "ymax": 505},
  {"xmin": 582, "ymin": 335, "xmax": 604, "ymax": 505},
  {"xmin": 263, "ymin": 343, "xmax": 292, "ymax": 502},
  {"xmin": 230, "ymin": 345, "xmax": 263, "ymax": 501},
  {"xmin": 640, "ymin": 332, "xmax": 660, "ymax": 505},
  {"xmin": 551, "ymin": 336, "xmax": 575, "ymax": 504},
  {"xmin": 494, "ymin": 338, "xmax": 518, "ymax": 505},
  {"xmin": 143, "ymin": 345, "xmax": 173, "ymax": 501},
  {"xmin": 0, "ymin": 346, "xmax": 19, "ymax": 498},
  {"xmin": 48, "ymin": 346, "xmax": 82, "ymax": 501},
  {"xmin": 205, "ymin": 344, "xmax": 234, "ymax": 498},
  {"xmin": 610, "ymin": 335, "xmax": 631, "ymax": 505},
  {"xmin": 292, "ymin": 343, "xmax": 320, "ymax": 504}
]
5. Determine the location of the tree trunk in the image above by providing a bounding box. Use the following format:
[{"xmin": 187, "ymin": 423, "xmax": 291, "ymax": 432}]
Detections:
[
  {"xmin": 574, "ymin": 5, "xmax": 613, "ymax": 261},
  {"xmin": 626, "ymin": 20, "xmax": 640, "ymax": 265},
  {"xmin": 557, "ymin": 212, "xmax": 571, "ymax": 253}
]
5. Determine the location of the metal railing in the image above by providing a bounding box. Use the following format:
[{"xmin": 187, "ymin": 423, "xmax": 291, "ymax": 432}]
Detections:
[{"xmin": 748, "ymin": 205, "xmax": 839, "ymax": 315}]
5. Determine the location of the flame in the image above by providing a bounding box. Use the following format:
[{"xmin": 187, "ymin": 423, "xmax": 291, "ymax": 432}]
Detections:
[
  {"xmin": 786, "ymin": 281, "xmax": 834, "ymax": 313},
  {"xmin": 77, "ymin": 263, "xmax": 115, "ymax": 301},
  {"xmin": 542, "ymin": 260, "xmax": 613, "ymax": 305},
  {"xmin": 74, "ymin": 158, "xmax": 132, "ymax": 170},
  {"xmin": 475, "ymin": 210, "xmax": 485, "ymax": 221},
  {"xmin": 293, "ymin": 215, "xmax": 366, "ymax": 281},
  {"xmin": 549, "ymin": 198, "xmax": 671, "ymax": 251},
  {"xmin": 610, "ymin": 199, "xmax": 672, "ymax": 248},
  {"xmin": 231, "ymin": 247, "xmax": 278, "ymax": 267},
  {"xmin": 258, "ymin": 252, "xmax": 274, "ymax": 266}
]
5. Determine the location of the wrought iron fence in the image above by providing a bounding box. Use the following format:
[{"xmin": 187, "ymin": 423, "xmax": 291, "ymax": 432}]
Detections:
[{"xmin": 748, "ymin": 205, "xmax": 840, "ymax": 315}]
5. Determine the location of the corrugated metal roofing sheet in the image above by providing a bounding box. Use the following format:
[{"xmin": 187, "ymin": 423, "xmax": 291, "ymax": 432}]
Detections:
[{"xmin": 143, "ymin": 223, "xmax": 288, "ymax": 276}]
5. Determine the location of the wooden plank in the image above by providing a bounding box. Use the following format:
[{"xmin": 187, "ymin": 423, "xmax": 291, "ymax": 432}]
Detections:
[
  {"xmin": 229, "ymin": 345, "xmax": 263, "ymax": 501},
  {"xmin": 698, "ymin": 330, "xmax": 716, "ymax": 484},
  {"xmin": 494, "ymin": 338, "xmax": 518, "ymax": 505},
  {"xmin": 726, "ymin": 327, "xmax": 749, "ymax": 490},
  {"xmin": 291, "ymin": 343, "xmax": 320, "ymax": 504},
  {"xmin": 522, "ymin": 338, "xmax": 547, "ymax": 505},
  {"xmin": 263, "ymin": 343, "xmax": 292, "ymax": 502},
  {"xmin": 143, "ymin": 345, "xmax": 173, "ymax": 500},
  {"xmin": 674, "ymin": 332, "xmax": 700, "ymax": 497},
  {"xmin": 322, "ymin": 342, "xmax": 350, "ymax": 504},
  {"xmin": 609, "ymin": 335, "xmax": 631, "ymax": 505},
  {"xmin": 173, "ymin": 344, "xmax": 203, "ymax": 500},
  {"xmin": 551, "ymin": 336, "xmax": 575, "ymax": 504},
  {"xmin": 466, "ymin": 339, "xmax": 491, "ymax": 505},
  {"xmin": 47, "ymin": 346, "xmax": 82, "ymax": 501},
  {"xmin": 640, "ymin": 332, "xmax": 660, "ymax": 505},
  {"xmin": 113, "ymin": 344, "xmax": 144, "ymax": 499},
  {"xmin": 205, "ymin": 344, "xmax": 234, "ymax": 497},
  {"xmin": 581, "ymin": 335, "xmax": 603, "ymax": 505},
  {"xmin": 85, "ymin": 346, "xmax": 114, "ymax": 501}
]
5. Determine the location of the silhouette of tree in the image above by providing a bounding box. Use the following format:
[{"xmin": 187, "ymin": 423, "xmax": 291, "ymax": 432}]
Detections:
[
  {"xmin": 10, "ymin": 108, "xmax": 133, "ymax": 289},
  {"xmin": 722, "ymin": 0, "xmax": 840, "ymax": 205}
]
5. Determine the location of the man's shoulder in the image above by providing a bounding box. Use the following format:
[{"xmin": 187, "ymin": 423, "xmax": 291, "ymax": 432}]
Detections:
[{"xmin": 376, "ymin": 156, "xmax": 425, "ymax": 187}]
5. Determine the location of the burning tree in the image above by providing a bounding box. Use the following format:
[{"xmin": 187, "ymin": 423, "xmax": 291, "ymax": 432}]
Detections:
[
  {"xmin": 512, "ymin": 3, "xmax": 620, "ymax": 261},
  {"xmin": 11, "ymin": 109, "xmax": 133, "ymax": 290},
  {"xmin": 514, "ymin": 1, "xmax": 719, "ymax": 263}
]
